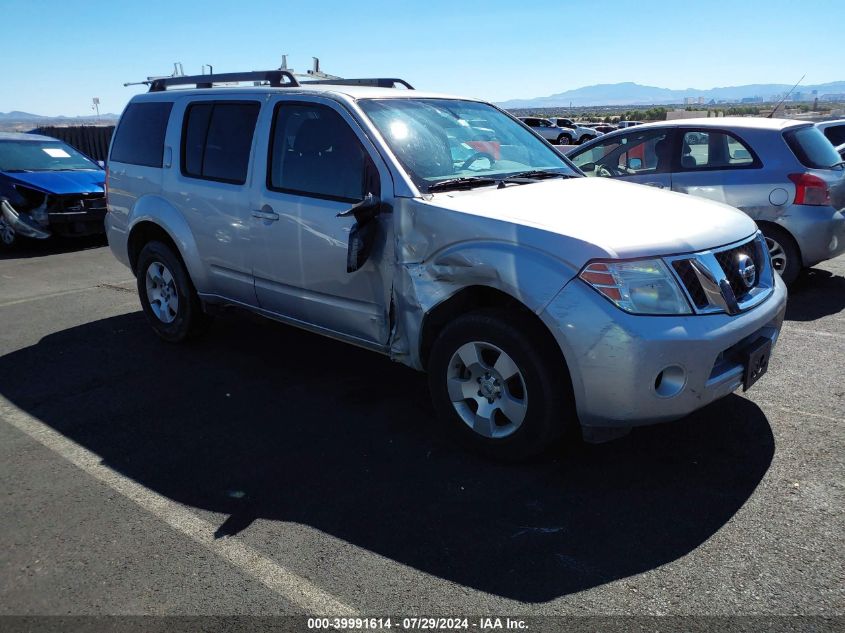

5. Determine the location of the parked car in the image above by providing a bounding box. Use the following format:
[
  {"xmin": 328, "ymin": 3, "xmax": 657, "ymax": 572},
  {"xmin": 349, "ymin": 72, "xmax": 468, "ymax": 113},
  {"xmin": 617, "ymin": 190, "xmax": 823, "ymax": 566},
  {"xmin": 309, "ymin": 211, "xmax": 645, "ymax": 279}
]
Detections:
[
  {"xmin": 587, "ymin": 122, "xmax": 618, "ymax": 134},
  {"xmin": 552, "ymin": 118, "xmax": 601, "ymax": 144},
  {"xmin": 566, "ymin": 118, "xmax": 845, "ymax": 284},
  {"xmin": 517, "ymin": 117, "xmax": 574, "ymax": 144},
  {"xmin": 107, "ymin": 71, "xmax": 786, "ymax": 460},
  {"xmin": 616, "ymin": 120, "xmax": 643, "ymax": 129},
  {"xmin": 0, "ymin": 132, "xmax": 106, "ymax": 248},
  {"xmin": 816, "ymin": 119, "xmax": 845, "ymax": 147},
  {"xmin": 836, "ymin": 142, "xmax": 845, "ymax": 161}
]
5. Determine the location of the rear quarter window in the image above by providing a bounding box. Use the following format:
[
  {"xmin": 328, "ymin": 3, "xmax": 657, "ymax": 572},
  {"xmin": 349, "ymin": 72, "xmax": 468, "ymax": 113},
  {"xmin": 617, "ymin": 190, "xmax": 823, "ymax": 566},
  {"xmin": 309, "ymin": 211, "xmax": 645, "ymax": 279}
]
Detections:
[
  {"xmin": 110, "ymin": 102, "xmax": 173, "ymax": 167},
  {"xmin": 784, "ymin": 125, "xmax": 841, "ymax": 169}
]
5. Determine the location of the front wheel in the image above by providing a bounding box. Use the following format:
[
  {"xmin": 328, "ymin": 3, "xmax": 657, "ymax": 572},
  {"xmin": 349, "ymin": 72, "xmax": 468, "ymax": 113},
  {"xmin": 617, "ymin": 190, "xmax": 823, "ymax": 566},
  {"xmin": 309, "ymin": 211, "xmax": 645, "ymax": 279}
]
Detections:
[
  {"xmin": 428, "ymin": 310, "xmax": 576, "ymax": 461},
  {"xmin": 761, "ymin": 226, "xmax": 800, "ymax": 286},
  {"xmin": 556, "ymin": 134, "xmax": 572, "ymax": 145},
  {"xmin": 136, "ymin": 240, "xmax": 210, "ymax": 342},
  {"xmin": 0, "ymin": 213, "xmax": 17, "ymax": 249}
]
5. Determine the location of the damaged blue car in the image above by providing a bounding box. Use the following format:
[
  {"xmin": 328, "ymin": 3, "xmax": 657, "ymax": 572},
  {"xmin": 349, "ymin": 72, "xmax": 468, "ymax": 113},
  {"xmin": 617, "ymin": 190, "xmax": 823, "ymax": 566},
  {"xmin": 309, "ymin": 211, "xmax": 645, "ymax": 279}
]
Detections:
[{"xmin": 0, "ymin": 132, "xmax": 106, "ymax": 248}]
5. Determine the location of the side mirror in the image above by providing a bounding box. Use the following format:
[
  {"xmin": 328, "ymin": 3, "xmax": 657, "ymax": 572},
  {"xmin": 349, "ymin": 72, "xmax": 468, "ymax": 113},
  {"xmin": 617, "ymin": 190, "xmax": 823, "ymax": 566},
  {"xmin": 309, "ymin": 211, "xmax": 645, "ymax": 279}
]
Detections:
[
  {"xmin": 337, "ymin": 193, "xmax": 382, "ymax": 273},
  {"xmin": 628, "ymin": 157, "xmax": 643, "ymax": 170},
  {"xmin": 579, "ymin": 162, "xmax": 597, "ymax": 173}
]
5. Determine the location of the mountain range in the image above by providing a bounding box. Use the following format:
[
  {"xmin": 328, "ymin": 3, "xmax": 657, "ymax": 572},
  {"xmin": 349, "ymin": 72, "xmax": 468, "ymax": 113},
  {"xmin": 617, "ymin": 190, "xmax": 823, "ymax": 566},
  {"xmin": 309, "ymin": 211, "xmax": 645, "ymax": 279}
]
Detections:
[{"xmin": 497, "ymin": 81, "xmax": 845, "ymax": 108}]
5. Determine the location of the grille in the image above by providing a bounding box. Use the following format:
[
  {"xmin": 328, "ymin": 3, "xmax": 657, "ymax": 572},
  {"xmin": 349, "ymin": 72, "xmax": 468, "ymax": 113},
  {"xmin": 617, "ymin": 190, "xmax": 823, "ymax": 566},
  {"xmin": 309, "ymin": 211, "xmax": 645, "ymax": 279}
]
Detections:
[
  {"xmin": 48, "ymin": 193, "xmax": 106, "ymax": 213},
  {"xmin": 671, "ymin": 259, "xmax": 708, "ymax": 309},
  {"xmin": 714, "ymin": 239, "xmax": 764, "ymax": 300}
]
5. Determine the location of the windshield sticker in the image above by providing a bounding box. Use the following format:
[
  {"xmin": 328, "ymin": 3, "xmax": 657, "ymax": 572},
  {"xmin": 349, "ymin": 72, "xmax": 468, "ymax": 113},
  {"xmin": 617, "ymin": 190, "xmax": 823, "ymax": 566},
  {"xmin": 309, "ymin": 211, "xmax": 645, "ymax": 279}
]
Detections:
[{"xmin": 43, "ymin": 148, "xmax": 71, "ymax": 158}]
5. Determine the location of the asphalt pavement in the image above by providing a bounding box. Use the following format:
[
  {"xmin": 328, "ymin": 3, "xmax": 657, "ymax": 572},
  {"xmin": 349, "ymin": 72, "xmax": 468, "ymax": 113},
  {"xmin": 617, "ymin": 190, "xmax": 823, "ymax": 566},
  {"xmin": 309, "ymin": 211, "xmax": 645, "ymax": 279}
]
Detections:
[{"xmin": 0, "ymin": 237, "xmax": 842, "ymax": 620}]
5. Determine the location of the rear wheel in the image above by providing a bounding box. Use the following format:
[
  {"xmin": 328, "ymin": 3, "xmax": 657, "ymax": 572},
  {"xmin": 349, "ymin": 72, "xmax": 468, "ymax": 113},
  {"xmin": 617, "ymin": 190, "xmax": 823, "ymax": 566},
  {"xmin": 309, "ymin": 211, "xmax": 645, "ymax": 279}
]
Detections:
[
  {"xmin": 556, "ymin": 134, "xmax": 572, "ymax": 145},
  {"xmin": 428, "ymin": 310, "xmax": 576, "ymax": 461},
  {"xmin": 761, "ymin": 225, "xmax": 800, "ymax": 286},
  {"xmin": 136, "ymin": 240, "xmax": 210, "ymax": 342}
]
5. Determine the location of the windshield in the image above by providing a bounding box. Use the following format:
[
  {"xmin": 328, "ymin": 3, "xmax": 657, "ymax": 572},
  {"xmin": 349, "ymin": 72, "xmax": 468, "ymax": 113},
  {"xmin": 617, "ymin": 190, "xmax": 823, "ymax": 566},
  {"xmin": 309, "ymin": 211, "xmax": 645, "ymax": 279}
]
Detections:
[
  {"xmin": 784, "ymin": 126, "xmax": 843, "ymax": 170},
  {"xmin": 358, "ymin": 98, "xmax": 578, "ymax": 191},
  {"xmin": 0, "ymin": 139, "xmax": 99, "ymax": 172}
]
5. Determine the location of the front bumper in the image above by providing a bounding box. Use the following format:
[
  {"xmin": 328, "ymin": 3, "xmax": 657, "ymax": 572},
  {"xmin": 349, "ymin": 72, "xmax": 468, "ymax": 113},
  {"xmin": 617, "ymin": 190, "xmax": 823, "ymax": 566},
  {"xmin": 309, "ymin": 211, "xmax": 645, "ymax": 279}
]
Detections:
[
  {"xmin": 541, "ymin": 273, "xmax": 787, "ymax": 430},
  {"xmin": 0, "ymin": 198, "xmax": 106, "ymax": 239}
]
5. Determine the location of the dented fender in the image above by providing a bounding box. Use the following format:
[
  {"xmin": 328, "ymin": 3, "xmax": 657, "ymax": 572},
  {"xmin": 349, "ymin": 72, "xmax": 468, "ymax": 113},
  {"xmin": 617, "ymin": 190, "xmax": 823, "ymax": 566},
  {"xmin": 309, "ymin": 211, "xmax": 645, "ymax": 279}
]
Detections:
[{"xmin": 387, "ymin": 199, "xmax": 579, "ymax": 369}]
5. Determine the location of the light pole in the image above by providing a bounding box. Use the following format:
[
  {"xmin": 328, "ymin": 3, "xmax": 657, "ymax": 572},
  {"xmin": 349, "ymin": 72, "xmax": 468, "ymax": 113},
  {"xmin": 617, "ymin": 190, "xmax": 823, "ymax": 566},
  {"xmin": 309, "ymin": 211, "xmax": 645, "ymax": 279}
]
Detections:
[{"xmin": 91, "ymin": 97, "xmax": 100, "ymax": 123}]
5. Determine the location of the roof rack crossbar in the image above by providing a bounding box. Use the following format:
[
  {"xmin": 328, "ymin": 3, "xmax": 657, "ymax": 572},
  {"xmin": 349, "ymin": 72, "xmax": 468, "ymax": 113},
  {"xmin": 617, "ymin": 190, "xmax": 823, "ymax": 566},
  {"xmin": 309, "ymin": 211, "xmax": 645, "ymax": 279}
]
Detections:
[
  {"xmin": 148, "ymin": 70, "xmax": 299, "ymax": 92},
  {"xmin": 301, "ymin": 77, "xmax": 414, "ymax": 90}
]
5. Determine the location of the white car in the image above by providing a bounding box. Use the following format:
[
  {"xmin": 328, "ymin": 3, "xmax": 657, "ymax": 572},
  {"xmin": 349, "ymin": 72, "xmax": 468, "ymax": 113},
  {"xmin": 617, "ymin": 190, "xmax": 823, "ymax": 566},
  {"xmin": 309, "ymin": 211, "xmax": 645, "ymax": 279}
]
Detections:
[
  {"xmin": 552, "ymin": 118, "xmax": 601, "ymax": 144},
  {"xmin": 517, "ymin": 117, "xmax": 575, "ymax": 144}
]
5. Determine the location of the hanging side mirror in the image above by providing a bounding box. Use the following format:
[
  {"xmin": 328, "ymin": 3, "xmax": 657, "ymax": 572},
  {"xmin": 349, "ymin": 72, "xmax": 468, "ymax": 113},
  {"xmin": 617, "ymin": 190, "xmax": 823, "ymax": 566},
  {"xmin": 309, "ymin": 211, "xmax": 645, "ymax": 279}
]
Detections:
[{"xmin": 337, "ymin": 193, "xmax": 382, "ymax": 273}]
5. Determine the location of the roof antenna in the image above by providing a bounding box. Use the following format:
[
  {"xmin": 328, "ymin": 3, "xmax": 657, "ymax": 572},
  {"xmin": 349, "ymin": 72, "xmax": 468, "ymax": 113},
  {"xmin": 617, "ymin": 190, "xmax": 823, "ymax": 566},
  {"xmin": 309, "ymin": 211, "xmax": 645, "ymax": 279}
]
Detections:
[{"xmin": 768, "ymin": 74, "xmax": 805, "ymax": 118}]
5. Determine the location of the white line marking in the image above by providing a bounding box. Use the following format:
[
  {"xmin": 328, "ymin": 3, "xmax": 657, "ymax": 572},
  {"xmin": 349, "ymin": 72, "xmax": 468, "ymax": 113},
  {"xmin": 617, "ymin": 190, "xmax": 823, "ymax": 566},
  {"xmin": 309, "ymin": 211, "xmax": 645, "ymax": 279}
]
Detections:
[
  {"xmin": 0, "ymin": 286, "xmax": 105, "ymax": 308},
  {"xmin": 781, "ymin": 328, "xmax": 845, "ymax": 340},
  {"xmin": 756, "ymin": 402, "xmax": 844, "ymax": 423},
  {"xmin": 0, "ymin": 396, "xmax": 357, "ymax": 616}
]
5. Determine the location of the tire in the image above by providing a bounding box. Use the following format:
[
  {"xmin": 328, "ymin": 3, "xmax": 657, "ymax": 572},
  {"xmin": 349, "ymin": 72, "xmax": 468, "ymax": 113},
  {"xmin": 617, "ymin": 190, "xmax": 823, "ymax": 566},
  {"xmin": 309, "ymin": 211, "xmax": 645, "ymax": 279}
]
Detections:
[
  {"xmin": 556, "ymin": 134, "xmax": 572, "ymax": 146},
  {"xmin": 136, "ymin": 240, "xmax": 210, "ymax": 342},
  {"xmin": 578, "ymin": 135, "xmax": 591, "ymax": 144},
  {"xmin": 427, "ymin": 309, "xmax": 576, "ymax": 461},
  {"xmin": 761, "ymin": 225, "xmax": 800, "ymax": 286},
  {"xmin": 0, "ymin": 214, "xmax": 17, "ymax": 249}
]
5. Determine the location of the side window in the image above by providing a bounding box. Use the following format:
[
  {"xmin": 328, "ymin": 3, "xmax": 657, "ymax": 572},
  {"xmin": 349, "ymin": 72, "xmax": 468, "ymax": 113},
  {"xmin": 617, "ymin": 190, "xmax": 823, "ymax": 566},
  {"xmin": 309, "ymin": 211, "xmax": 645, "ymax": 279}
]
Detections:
[
  {"xmin": 571, "ymin": 130, "xmax": 670, "ymax": 177},
  {"xmin": 268, "ymin": 103, "xmax": 370, "ymax": 202},
  {"xmin": 110, "ymin": 102, "xmax": 173, "ymax": 167},
  {"xmin": 181, "ymin": 101, "xmax": 260, "ymax": 184},
  {"xmin": 680, "ymin": 130, "xmax": 755, "ymax": 170}
]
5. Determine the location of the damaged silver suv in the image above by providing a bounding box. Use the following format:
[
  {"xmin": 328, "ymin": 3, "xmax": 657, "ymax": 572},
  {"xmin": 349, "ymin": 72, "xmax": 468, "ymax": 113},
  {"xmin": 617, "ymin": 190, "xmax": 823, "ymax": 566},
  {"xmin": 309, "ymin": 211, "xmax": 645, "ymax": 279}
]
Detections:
[{"xmin": 106, "ymin": 70, "xmax": 787, "ymax": 459}]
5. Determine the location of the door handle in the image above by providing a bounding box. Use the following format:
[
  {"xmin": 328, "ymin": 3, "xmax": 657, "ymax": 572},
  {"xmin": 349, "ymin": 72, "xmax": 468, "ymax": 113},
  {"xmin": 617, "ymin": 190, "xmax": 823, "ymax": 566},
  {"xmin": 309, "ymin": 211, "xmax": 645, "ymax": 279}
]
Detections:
[
  {"xmin": 644, "ymin": 182, "xmax": 665, "ymax": 189},
  {"xmin": 252, "ymin": 205, "xmax": 279, "ymax": 221}
]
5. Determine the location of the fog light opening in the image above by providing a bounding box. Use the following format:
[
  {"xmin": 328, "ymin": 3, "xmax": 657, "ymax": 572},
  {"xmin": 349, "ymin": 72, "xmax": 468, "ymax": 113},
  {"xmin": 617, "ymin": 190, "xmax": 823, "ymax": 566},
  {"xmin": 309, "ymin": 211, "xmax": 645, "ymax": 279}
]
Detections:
[{"xmin": 654, "ymin": 365, "xmax": 686, "ymax": 398}]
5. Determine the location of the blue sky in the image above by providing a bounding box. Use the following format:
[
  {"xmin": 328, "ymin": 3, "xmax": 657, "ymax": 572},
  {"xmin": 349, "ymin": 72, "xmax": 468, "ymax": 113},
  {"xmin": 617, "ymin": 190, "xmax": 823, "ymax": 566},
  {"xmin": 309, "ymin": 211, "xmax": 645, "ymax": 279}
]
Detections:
[{"xmin": 2, "ymin": 0, "xmax": 843, "ymax": 116}]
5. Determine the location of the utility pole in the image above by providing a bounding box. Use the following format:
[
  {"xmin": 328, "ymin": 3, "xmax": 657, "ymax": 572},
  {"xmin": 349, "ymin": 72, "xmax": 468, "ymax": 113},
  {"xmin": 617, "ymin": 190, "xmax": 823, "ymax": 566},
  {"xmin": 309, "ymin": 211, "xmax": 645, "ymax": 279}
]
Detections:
[{"xmin": 91, "ymin": 97, "xmax": 100, "ymax": 123}]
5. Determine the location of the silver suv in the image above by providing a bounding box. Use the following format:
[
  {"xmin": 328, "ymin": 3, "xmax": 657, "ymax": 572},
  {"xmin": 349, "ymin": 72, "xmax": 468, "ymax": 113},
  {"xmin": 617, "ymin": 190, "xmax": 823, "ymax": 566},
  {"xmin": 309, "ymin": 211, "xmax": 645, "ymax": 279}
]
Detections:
[{"xmin": 106, "ymin": 70, "xmax": 787, "ymax": 460}]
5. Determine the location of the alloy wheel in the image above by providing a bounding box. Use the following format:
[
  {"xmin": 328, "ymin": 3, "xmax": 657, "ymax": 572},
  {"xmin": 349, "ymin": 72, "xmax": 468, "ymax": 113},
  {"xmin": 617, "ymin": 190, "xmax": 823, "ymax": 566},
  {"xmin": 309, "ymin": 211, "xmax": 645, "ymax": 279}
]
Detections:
[
  {"xmin": 765, "ymin": 237, "xmax": 787, "ymax": 275},
  {"xmin": 446, "ymin": 341, "xmax": 528, "ymax": 439},
  {"xmin": 145, "ymin": 261, "xmax": 179, "ymax": 324}
]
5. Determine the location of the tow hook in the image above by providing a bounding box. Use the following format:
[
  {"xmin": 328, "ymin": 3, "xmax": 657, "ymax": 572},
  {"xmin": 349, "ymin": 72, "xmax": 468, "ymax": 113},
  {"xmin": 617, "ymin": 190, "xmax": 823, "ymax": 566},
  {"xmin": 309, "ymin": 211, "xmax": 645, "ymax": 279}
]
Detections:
[{"xmin": 0, "ymin": 198, "xmax": 51, "ymax": 240}]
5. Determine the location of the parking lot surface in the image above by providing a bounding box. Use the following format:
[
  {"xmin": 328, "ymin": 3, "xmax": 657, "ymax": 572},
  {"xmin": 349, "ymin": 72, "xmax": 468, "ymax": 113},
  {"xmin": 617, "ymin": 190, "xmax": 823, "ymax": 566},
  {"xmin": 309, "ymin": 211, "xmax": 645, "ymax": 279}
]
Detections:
[{"xmin": 0, "ymin": 238, "xmax": 842, "ymax": 617}]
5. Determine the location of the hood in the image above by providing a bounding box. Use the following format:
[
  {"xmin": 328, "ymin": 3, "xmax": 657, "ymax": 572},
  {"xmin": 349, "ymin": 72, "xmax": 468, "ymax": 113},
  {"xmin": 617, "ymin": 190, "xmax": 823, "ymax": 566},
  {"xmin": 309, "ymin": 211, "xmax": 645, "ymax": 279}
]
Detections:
[
  {"xmin": 1, "ymin": 169, "xmax": 105, "ymax": 195},
  {"xmin": 428, "ymin": 177, "xmax": 758, "ymax": 259}
]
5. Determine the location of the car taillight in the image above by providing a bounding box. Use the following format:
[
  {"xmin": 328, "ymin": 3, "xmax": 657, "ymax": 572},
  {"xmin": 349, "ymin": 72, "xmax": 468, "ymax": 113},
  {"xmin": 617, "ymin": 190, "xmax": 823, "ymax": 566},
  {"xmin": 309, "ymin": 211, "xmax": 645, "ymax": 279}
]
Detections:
[{"xmin": 788, "ymin": 173, "xmax": 830, "ymax": 206}]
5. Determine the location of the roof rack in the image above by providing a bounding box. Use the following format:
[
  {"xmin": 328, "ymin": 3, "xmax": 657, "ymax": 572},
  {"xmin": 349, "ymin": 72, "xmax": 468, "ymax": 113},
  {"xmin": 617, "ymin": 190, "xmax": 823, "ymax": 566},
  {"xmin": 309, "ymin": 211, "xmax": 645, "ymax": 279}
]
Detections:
[
  {"xmin": 144, "ymin": 70, "xmax": 300, "ymax": 92},
  {"xmin": 301, "ymin": 78, "xmax": 414, "ymax": 90}
]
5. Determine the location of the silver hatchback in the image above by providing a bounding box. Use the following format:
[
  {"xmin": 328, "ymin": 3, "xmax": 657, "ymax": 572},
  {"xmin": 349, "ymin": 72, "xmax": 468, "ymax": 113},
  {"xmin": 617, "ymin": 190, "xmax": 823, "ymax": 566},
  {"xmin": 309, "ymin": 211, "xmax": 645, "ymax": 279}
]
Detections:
[{"xmin": 567, "ymin": 117, "xmax": 845, "ymax": 284}]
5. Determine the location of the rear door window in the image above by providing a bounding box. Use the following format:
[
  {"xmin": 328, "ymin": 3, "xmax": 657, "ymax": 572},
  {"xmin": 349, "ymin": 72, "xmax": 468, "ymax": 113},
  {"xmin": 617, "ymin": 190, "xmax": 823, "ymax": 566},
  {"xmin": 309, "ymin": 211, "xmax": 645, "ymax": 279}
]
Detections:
[
  {"xmin": 784, "ymin": 125, "xmax": 842, "ymax": 169},
  {"xmin": 110, "ymin": 102, "xmax": 173, "ymax": 167},
  {"xmin": 679, "ymin": 130, "xmax": 757, "ymax": 170},
  {"xmin": 181, "ymin": 101, "xmax": 260, "ymax": 184}
]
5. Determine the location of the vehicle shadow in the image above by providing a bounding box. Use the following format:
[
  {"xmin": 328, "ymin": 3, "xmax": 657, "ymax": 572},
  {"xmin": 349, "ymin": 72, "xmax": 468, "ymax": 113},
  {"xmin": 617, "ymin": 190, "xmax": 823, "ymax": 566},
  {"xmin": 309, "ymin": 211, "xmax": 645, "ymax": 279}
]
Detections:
[
  {"xmin": 785, "ymin": 267, "xmax": 845, "ymax": 322},
  {"xmin": 0, "ymin": 234, "xmax": 107, "ymax": 261},
  {"xmin": 0, "ymin": 311, "xmax": 774, "ymax": 602}
]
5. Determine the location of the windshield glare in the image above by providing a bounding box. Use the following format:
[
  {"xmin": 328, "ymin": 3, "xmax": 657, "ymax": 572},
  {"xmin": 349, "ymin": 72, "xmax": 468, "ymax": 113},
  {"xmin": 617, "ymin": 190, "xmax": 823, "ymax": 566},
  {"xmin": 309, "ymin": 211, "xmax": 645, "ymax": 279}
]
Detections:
[
  {"xmin": 0, "ymin": 140, "xmax": 99, "ymax": 172},
  {"xmin": 359, "ymin": 99, "xmax": 577, "ymax": 191}
]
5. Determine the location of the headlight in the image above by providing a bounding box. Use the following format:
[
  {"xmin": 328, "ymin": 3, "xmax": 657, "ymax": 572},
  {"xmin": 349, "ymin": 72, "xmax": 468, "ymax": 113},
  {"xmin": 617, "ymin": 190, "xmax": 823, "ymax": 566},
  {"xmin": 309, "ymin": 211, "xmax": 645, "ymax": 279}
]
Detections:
[{"xmin": 579, "ymin": 258, "xmax": 692, "ymax": 315}]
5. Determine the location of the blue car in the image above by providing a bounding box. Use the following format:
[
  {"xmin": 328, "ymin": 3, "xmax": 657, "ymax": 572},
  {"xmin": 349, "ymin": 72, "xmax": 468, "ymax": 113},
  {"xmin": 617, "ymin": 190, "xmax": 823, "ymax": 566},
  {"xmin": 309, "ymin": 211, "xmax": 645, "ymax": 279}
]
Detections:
[{"xmin": 0, "ymin": 132, "xmax": 106, "ymax": 248}]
